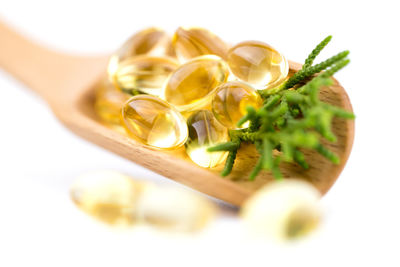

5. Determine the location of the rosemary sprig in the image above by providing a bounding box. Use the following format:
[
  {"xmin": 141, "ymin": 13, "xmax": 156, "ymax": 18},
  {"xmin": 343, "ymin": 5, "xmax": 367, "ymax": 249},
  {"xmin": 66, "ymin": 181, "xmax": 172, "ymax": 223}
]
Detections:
[
  {"xmin": 303, "ymin": 35, "xmax": 332, "ymax": 69},
  {"xmin": 259, "ymin": 35, "xmax": 349, "ymax": 97},
  {"xmin": 208, "ymin": 36, "xmax": 355, "ymax": 180}
]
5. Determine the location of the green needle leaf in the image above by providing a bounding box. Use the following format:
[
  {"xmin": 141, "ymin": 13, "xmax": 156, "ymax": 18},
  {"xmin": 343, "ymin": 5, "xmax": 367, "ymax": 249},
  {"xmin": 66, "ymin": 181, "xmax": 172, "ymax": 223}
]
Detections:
[
  {"xmin": 303, "ymin": 35, "xmax": 332, "ymax": 69},
  {"xmin": 207, "ymin": 141, "xmax": 240, "ymax": 152}
]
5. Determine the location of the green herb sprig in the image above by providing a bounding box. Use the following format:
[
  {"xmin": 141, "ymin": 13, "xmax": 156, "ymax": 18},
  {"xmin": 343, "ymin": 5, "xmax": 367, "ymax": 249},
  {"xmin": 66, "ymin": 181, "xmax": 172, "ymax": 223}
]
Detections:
[{"xmin": 208, "ymin": 36, "xmax": 355, "ymax": 180}]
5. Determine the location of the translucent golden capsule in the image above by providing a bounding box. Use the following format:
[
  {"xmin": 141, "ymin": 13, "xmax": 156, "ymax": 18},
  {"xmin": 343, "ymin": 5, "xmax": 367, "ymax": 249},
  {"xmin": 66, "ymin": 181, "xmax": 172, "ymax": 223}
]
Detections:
[
  {"xmin": 172, "ymin": 26, "xmax": 229, "ymax": 62},
  {"xmin": 212, "ymin": 81, "xmax": 263, "ymax": 129},
  {"xmin": 94, "ymin": 77, "xmax": 131, "ymax": 125},
  {"xmin": 163, "ymin": 55, "xmax": 230, "ymax": 112},
  {"xmin": 227, "ymin": 41, "xmax": 289, "ymax": 90},
  {"xmin": 108, "ymin": 27, "xmax": 175, "ymax": 78},
  {"xmin": 71, "ymin": 171, "xmax": 216, "ymax": 231},
  {"xmin": 136, "ymin": 185, "xmax": 216, "ymax": 232},
  {"xmin": 70, "ymin": 171, "xmax": 145, "ymax": 226},
  {"xmin": 121, "ymin": 95, "xmax": 188, "ymax": 149},
  {"xmin": 185, "ymin": 110, "xmax": 229, "ymax": 168},
  {"xmin": 113, "ymin": 56, "xmax": 179, "ymax": 97},
  {"xmin": 241, "ymin": 180, "xmax": 322, "ymax": 241}
]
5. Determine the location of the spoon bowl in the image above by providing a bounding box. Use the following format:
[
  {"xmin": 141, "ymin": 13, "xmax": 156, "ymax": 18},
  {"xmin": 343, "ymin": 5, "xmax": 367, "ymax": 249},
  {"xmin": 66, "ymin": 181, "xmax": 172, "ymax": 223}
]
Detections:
[{"xmin": 0, "ymin": 22, "xmax": 354, "ymax": 205}]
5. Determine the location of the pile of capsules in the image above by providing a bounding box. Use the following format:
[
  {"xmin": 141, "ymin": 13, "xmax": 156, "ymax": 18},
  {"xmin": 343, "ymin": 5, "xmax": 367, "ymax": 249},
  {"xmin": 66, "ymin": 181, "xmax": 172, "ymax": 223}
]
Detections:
[{"xmin": 95, "ymin": 27, "xmax": 289, "ymax": 168}]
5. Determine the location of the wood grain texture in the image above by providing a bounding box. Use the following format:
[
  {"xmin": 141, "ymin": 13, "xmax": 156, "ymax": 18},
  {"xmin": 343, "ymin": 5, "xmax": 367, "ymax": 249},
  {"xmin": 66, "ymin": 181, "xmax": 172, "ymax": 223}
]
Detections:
[{"xmin": 0, "ymin": 21, "xmax": 354, "ymax": 206}]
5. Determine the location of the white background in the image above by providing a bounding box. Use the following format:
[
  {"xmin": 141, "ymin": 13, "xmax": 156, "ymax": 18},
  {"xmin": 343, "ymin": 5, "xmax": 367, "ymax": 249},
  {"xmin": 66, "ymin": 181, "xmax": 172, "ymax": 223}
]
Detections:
[{"xmin": 1, "ymin": 0, "xmax": 399, "ymax": 266}]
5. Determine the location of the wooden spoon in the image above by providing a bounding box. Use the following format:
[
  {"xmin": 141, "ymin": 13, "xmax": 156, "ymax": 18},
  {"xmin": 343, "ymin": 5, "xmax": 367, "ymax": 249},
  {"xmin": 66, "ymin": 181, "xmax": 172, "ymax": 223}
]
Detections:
[{"xmin": 0, "ymin": 22, "xmax": 354, "ymax": 206}]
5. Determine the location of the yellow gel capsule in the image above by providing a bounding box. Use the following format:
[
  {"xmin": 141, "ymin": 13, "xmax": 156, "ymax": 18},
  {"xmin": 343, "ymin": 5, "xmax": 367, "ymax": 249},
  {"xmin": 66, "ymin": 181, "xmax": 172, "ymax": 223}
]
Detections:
[
  {"xmin": 114, "ymin": 56, "xmax": 179, "ymax": 97},
  {"xmin": 136, "ymin": 185, "xmax": 216, "ymax": 232},
  {"xmin": 108, "ymin": 27, "xmax": 175, "ymax": 78},
  {"xmin": 185, "ymin": 110, "xmax": 229, "ymax": 168},
  {"xmin": 241, "ymin": 179, "xmax": 322, "ymax": 241},
  {"xmin": 172, "ymin": 26, "xmax": 229, "ymax": 62},
  {"xmin": 70, "ymin": 171, "xmax": 145, "ymax": 226},
  {"xmin": 163, "ymin": 55, "xmax": 230, "ymax": 112},
  {"xmin": 121, "ymin": 95, "xmax": 188, "ymax": 149},
  {"xmin": 227, "ymin": 41, "xmax": 289, "ymax": 90},
  {"xmin": 212, "ymin": 81, "xmax": 263, "ymax": 129},
  {"xmin": 94, "ymin": 77, "xmax": 131, "ymax": 125}
]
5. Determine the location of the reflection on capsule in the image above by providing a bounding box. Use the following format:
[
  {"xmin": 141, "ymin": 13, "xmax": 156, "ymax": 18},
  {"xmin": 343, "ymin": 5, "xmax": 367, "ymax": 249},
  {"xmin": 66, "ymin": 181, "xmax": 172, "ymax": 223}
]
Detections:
[
  {"xmin": 212, "ymin": 81, "xmax": 263, "ymax": 129},
  {"xmin": 163, "ymin": 55, "xmax": 229, "ymax": 112},
  {"xmin": 172, "ymin": 26, "xmax": 229, "ymax": 62},
  {"xmin": 121, "ymin": 95, "xmax": 188, "ymax": 149},
  {"xmin": 108, "ymin": 27, "xmax": 175, "ymax": 78},
  {"xmin": 185, "ymin": 110, "xmax": 229, "ymax": 168},
  {"xmin": 114, "ymin": 56, "xmax": 179, "ymax": 97},
  {"xmin": 227, "ymin": 41, "xmax": 289, "ymax": 90}
]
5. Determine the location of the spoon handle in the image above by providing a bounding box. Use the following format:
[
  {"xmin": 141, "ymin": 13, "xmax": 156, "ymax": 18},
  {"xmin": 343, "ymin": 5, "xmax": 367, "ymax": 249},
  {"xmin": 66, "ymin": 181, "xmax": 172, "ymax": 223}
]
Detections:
[
  {"xmin": 0, "ymin": 21, "xmax": 108, "ymax": 103},
  {"xmin": 0, "ymin": 21, "xmax": 61, "ymax": 99}
]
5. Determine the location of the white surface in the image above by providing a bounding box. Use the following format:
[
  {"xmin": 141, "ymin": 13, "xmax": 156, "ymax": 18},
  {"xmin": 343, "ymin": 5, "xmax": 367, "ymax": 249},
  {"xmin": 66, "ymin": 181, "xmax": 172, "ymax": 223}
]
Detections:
[{"xmin": 0, "ymin": 0, "xmax": 399, "ymax": 266}]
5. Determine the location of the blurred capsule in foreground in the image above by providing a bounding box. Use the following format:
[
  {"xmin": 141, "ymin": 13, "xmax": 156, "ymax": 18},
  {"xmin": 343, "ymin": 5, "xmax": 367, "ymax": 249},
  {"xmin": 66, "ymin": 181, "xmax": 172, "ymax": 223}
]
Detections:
[
  {"xmin": 70, "ymin": 171, "xmax": 216, "ymax": 232},
  {"xmin": 241, "ymin": 179, "xmax": 322, "ymax": 241},
  {"xmin": 70, "ymin": 171, "xmax": 145, "ymax": 226},
  {"xmin": 137, "ymin": 185, "xmax": 216, "ymax": 232},
  {"xmin": 172, "ymin": 26, "xmax": 229, "ymax": 62}
]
